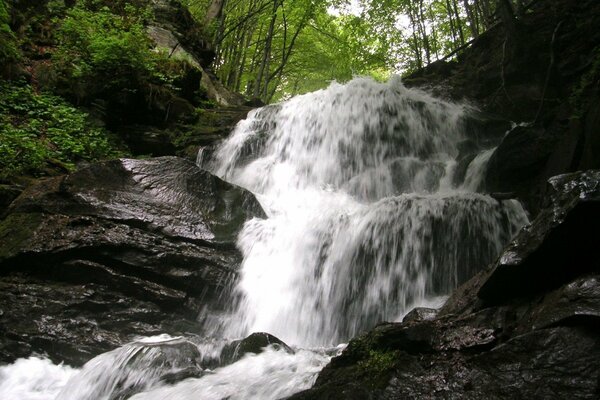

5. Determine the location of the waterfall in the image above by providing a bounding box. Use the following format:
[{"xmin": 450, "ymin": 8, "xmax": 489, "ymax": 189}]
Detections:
[
  {"xmin": 205, "ymin": 76, "xmax": 528, "ymax": 346},
  {"xmin": 0, "ymin": 77, "xmax": 529, "ymax": 400}
]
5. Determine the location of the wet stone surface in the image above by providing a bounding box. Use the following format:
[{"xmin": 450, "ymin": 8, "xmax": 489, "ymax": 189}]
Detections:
[{"xmin": 0, "ymin": 157, "xmax": 263, "ymax": 366}]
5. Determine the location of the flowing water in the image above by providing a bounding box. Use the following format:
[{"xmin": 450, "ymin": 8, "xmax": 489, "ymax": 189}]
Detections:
[{"xmin": 0, "ymin": 77, "xmax": 528, "ymax": 399}]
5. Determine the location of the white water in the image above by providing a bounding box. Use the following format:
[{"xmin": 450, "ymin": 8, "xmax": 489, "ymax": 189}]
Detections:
[
  {"xmin": 0, "ymin": 76, "xmax": 528, "ymax": 399},
  {"xmin": 207, "ymin": 76, "xmax": 528, "ymax": 346}
]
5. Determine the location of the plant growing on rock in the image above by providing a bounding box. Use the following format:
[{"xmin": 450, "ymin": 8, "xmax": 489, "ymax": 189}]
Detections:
[{"xmin": 0, "ymin": 81, "xmax": 122, "ymax": 179}]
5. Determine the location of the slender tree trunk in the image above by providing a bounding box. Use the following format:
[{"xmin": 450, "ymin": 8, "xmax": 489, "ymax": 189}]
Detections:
[
  {"xmin": 417, "ymin": 0, "xmax": 431, "ymax": 64},
  {"xmin": 463, "ymin": 0, "xmax": 479, "ymax": 38},
  {"xmin": 254, "ymin": 0, "xmax": 280, "ymax": 99},
  {"xmin": 452, "ymin": 0, "xmax": 466, "ymax": 44},
  {"xmin": 446, "ymin": 0, "xmax": 459, "ymax": 45},
  {"xmin": 498, "ymin": 0, "xmax": 518, "ymax": 40},
  {"xmin": 203, "ymin": 0, "xmax": 226, "ymax": 28},
  {"xmin": 407, "ymin": 6, "xmax": 423, "ymax": 69}
]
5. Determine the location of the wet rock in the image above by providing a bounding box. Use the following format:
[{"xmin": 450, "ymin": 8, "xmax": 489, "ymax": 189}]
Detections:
[
  {"xmin": 57, "ymin": 336, "xmax": 204, "ymax": 400},
  {"xmin": 220, "ymin": 332, "xmax": 294, "ymax": 366},
  {"xmin": 0, "ymin": 184, "xmax": 23, "ymax": 216},
  {"xmin": 172, "ymin": 106, "xmax": 254, "ymax": 160},
  {"xmin": 119, "ymin": 125, "xmax": 177, "ymax": 156},
  {"xmin": 0, "ymin": 157, "xmax": 264, "ymax": 365},
  {"xmin": 404, "ymin": 0, "xmax": 600, "ymax": 216},
  {"xmin": 484, "ymin": 124, "xmax": 562, "ymax": 209},
  {"xmin": 402, "ymin": 307, "xmax": 438, "ymax": 324},
  {"xmin": 289, "ymin": 170, "xmax": 600, "ymax": 400},
  {"xmin": 478, "ymin": 170, "xmax": 600, "ymax": 304}
]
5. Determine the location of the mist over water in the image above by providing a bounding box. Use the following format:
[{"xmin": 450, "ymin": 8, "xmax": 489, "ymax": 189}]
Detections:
[{"xmin": 0, "ymin": 77, "xmax": 528, "ymax": 399}]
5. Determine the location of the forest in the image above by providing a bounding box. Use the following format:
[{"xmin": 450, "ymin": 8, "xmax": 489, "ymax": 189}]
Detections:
[
  {"xmin": 187, "ymin": 0, "xmax": 529, "ymax": 101},
  {"xmin": 0, "ymin": 0, "xmax": 599, "ymax": 399},
  {"xmin": 0, "ymin": 0, "xmax": 538, "ymax": 180}
]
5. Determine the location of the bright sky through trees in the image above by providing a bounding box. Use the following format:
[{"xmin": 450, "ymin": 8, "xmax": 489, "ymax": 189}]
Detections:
[{"xmin": 196, "ymin": 0, "xmax": 523, "ymax": 103}]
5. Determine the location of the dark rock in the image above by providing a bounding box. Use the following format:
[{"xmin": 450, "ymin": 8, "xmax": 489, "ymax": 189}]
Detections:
[
  {"xmin": 0, "ymin": 184, "xmax": 23, "ymax": 216},
  {"xmin": 402, "ymin": 307, "xmax": 438, "ymax": 324},
  {"xmin": 485, "ymin": 125, "xmax": 558, "ymax": 191},
  {"xmin": 220, "ymin": 332, "xmax": 294, "ymax": 366},
  {"xmin": 489, "ymin": 192, "xmax": 517, "ymax": 201},
  {"xmin": 289, "ymin": 170, "xmax": 600, "ymax": 400},
  {"xmin": 0, "ymin": 157, "xmax": 264, "ymax": 365},
  {"xmin": 171, "ymin": 106, "xmax": 254, "ymax": 160},
  {"xmin": 404, "ymin": 0, "xmax": 600, "ymax": 216},
  {"xmin": 478, "ymin": 170, "xmax": 600, "ymax": 304},
  {"xmin": 119, "ymin": 125, "xmax": 177, "ymax": 156}
]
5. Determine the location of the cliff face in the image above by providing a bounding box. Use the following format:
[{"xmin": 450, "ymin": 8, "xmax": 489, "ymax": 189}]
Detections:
[{"xmin": 405, "ymin": 0, "xmax": 600, "ymax": 216}]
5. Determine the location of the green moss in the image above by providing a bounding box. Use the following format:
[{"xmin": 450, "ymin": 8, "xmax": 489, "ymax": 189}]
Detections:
[
  {"xmin": 0, "ymin": 212, "xmax": 44, "ymax": 261},
  {"xmin": 358, "ymin": 349, "xmax": 399, "ymax": 374}
]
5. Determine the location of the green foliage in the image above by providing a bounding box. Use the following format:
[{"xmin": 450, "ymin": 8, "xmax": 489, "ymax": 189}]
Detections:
[
  {"xmin": 52, "ymin": 3, "xmax": 155, "ymax": 96},
  {"xmin": 358, "ymin": 349, "xmax": 399, "ymax": 374},
  {"xmin": 50, "ymin": 1, "xmax": 199, "ymax": 104},
  {"xmin": 0, "ymin": 81, "xmax": 121, "ymax": 179},
  {"xmin": 0, "ymin": 0, "xmax": 20, "ymax": 65},
  {"xmin": 206, "ymin": 0, "xmax": 512, "ymax": 102}
]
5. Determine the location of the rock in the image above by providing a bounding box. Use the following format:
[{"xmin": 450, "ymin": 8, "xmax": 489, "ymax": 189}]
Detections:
[
  {"xmin": 0, "ymin": 157, "xmax": 264, "ymax": 365},
  {"xmin": 146, "ymin": 0, "xmax": 245, "ymax": 107},
  {"xmin": 289, "ymin": 170, "xmax": 600, "ymax": 400},
  {"xmin": 171, "ymin": 106, "xmax": 254, "ymax": 160},
  {"xmin": 404, "ymin": 0, "xmax": 600, "ymax": 216},
  {"xmin": 57, "ymin": 336, "xmax": 204, "ymax": 400},
  {"xmin": 402, "ymin": 307, "xmax": 438, "ymax": 324},
  {"xmin": 219, "ymin": 332, "xmax": 294, "ymax": 366},
  {"xmin": 484, "ymin": 124, "xmax": 565, "ymax": 211},
  {"xmin": 149, "ymin": 0, "xmax": 215, "ymax": 68},
  {"xmin": 478, "ymin": 170, "xmax": 600, "ymax": 304},
  {"xmin": 0, "ymin": 183, "xmax": 23, "ymax": 216},
  {"xmin": 119, "ymin": 125, "xmax": 177, "ymax": 156}
]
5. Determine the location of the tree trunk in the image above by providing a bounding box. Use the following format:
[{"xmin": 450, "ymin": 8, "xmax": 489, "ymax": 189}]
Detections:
[
  {"xmin": 452, "ymin": 0, "xmax": 466, "ymax": 44},
  {"xmin": 203, "ymin": 0, "xmax": 226, "ymax": 28},
  {"xmin": 463, "ymin": 0, "xmax": 479, "ymax": 38},
  {"xmin": 254, "ymin": 0, "xmax": 280, "ymax": 99},
  {"xmin": 498, "ymin": 0, "xmax": 518, "ymax": 40}
]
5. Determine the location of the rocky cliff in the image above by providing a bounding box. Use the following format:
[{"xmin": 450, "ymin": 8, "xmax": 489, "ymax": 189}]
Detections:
[
  {"xmin": 0, "ymin": 157, "xmax": 263, "ymax": 365},
  {"xmin": 405, "ymin": 0, "xmax": 600, "ymax": 216}
]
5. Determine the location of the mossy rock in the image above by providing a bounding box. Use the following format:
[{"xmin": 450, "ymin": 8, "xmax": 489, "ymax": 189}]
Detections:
[{"xmin": 0, "ymin": 212, "xmax": 44, "ymax": 261}]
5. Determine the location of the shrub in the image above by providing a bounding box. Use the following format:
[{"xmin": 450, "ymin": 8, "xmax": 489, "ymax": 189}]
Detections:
[
  {"xmin": 0, "ymin": 0, "xmax": 20, "ymax": 66},
  {"xmin": 51, "ymin": 3, "xmax": 156, "ymax": 98},
  {"xmin": 0, "ymin": 81, "xmax": 121, "ymax": 179}
]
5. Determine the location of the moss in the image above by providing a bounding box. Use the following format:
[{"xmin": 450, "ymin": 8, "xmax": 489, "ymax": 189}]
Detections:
[
  {"xmin": 0, "ymin": 212, "xmax": 44, "ymax": 261},
  {"xmin": 357, "ymin": 350, "xmax": 399, "ymax": 375}
]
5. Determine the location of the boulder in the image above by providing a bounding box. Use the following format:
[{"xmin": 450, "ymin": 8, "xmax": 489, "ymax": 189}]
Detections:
[
  {"xmin": 219, "ymin": 332, "xmax": 294, "ymax": 366},
  {"xmin": 477, "ymin": 170, "xmax": 600, "ymax": 305},
  {"xmin": 289, "ymin": 170, "xmax": 600, "ymax": 400},
  {"xmin": 56, "ymin": 336, "xmax": 204, "ymax": 400},
  {"xmin": 0, "ymin": 157, "xmax": 264, "ymax": 365}
]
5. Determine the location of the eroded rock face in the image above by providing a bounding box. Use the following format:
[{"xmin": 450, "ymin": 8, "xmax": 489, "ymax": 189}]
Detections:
[
  {"xmin": 404, "ymin": 0, "xmax": 600, "ymax": 216},
  {"xmin": 0, "ymin": 157, "xmax": 264, "ymax": 365},
  {"xmin": 290, "ymin": 170, "xmax": 600, "ymax": 400}
]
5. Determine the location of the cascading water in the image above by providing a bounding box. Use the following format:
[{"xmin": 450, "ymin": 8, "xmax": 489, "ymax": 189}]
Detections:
[
  {"xmin": 0, "ymin": 77, "xmax": 528, "ymax": 400},
  {"xmin": 205, "ymin": 76, "xmax": 528, "ymax": 346}
]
